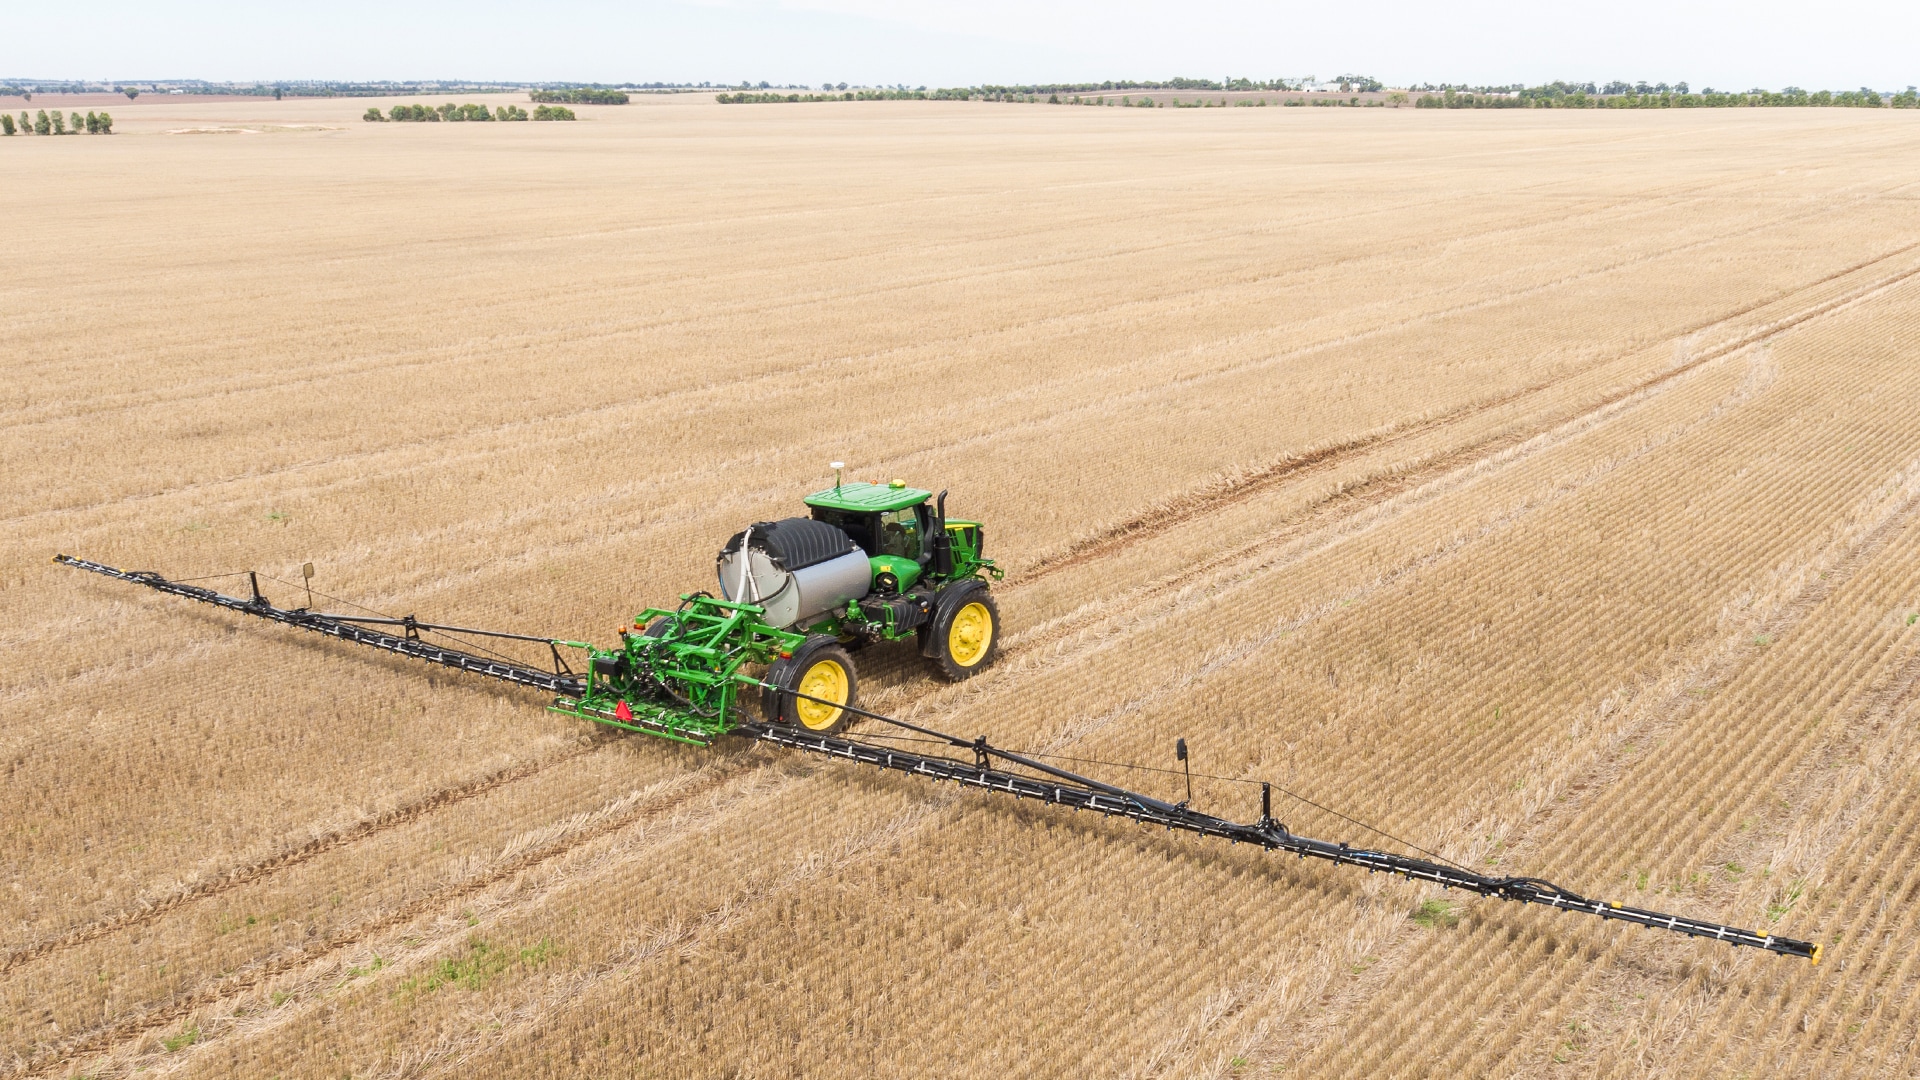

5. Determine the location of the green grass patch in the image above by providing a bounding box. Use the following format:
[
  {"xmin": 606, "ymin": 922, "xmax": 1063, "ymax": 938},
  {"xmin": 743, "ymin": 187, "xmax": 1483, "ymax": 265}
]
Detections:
[
  {"xmin": 161, "ymin": 1025, "xmax": 200, "ymax": 1052},
  {"xmin": 400, "ymin": 937, "xmax": 555, "ymax": 997},
  {"xmin": 1766, "ymin": 880, "xmax": 1807, "ymax": 922},
  {"xmin": 1411, "ymin": 899, "xmax": 1461, "ymax": 929}
]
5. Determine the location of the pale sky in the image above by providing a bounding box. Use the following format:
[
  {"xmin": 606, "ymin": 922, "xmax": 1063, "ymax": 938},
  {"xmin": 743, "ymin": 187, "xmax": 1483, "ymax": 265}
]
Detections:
[{"xmin": 5, "ymin": 0, "xmax": 1915, "ymax": 92}]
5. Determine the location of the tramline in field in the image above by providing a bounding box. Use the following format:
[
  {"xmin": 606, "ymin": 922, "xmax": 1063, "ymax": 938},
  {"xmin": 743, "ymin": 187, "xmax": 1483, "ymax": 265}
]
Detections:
[{"xmin": 56, "ymin": 472, "xmax": 1821, "ymax": 964}]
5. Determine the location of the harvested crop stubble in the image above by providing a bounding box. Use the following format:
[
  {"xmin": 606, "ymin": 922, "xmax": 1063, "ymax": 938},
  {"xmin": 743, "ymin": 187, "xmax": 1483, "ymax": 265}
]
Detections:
[{"xmin": 4, "ymin": 97, "xmax": 1920, "ymax": 1077}]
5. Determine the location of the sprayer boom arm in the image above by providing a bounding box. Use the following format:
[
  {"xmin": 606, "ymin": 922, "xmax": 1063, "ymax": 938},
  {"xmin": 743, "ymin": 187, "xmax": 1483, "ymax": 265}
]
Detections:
[
  {"xmin": 58, "ymin": 555, "xmax": 1820, "ymax": 962},
  {"xmin": 746, "ymin": 715, "xmax": 1820, "ymax": 962},
  {"xmin": 55, "ymin": 555, "xmax": 583, "ymax": 697}
]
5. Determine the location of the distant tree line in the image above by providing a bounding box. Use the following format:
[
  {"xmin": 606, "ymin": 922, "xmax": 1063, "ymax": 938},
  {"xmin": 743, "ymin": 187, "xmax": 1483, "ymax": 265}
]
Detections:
[
  {"xmin": 529, "ymin": 88, "xmax": 629, "ymax": 104},
  {"xmin": 1045, "ymin": 94, "xmax": 1390, "ymax": 108},
  {"xmin": 716, "ymin": 89, "xmax": 930, "ymax": 104},
  {"xmin": 3, "ymin": 109, "xmax": 113, "ymax": 135},
  {"xmin": 1416, "ymin": 85, "xmax": 1919, "ymax": 109},
  {"xmin": 364, "ymin": 103, "xmax": 550, "ymax": 122},
  {"xmin": 927, "ymin": 75, "xmax": 1382, "ymax": 99}
]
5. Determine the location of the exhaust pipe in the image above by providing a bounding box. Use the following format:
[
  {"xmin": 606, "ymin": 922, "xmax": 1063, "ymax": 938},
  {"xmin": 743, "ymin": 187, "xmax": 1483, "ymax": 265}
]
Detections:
[{"xmin": 931, "ymin": 489, "xmax": 954, "ymax": 576}]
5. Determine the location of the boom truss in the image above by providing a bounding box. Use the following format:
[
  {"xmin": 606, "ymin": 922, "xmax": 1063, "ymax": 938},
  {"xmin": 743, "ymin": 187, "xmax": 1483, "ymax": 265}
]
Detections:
[{"xmin": 55, "ymin": 554, "xmax": 1820, "ymax": 963}]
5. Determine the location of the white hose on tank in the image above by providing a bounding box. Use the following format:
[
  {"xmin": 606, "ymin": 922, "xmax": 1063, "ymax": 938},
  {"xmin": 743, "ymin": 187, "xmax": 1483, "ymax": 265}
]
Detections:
[{"xmin": 737, "ymin": 526, "xmax": 762, "ymax": 602}]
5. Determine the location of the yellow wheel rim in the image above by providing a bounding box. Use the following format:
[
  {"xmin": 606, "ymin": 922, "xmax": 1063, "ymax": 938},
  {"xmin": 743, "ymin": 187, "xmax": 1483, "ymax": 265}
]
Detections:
[
  {"xmin": 794, "ymin": 657, "xmax": 849, "ymax": 730},
  {"xmin": 948, "ymin": 602, "xmax": 993, "ymax": 668}
]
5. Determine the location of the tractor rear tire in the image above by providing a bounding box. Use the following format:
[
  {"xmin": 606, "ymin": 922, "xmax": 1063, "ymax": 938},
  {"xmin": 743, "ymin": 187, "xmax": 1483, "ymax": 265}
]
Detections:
[
  {"xmin": 926, "ymin": 582, "xmax": 1000, "ymax": 681},
  {"xmin": 762, "ymin": 637, "xmax": 859, "ymax": 736}
]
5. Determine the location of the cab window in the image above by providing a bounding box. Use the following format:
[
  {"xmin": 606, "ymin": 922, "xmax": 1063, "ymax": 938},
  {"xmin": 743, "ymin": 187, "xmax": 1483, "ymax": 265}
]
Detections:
[
  {"xmin": 876, "ymin": 508, "xmax": 923, "ymax": 560},
  {"xmin": 811, "ymin": 508, "xmax": 874, "ymax": 554}
]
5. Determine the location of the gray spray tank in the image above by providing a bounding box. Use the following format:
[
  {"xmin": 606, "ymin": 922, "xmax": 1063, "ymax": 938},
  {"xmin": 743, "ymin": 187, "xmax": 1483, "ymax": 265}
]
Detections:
[{"xmin": 716, "ymin": 517, "xmax": 871, "ymax": 630}]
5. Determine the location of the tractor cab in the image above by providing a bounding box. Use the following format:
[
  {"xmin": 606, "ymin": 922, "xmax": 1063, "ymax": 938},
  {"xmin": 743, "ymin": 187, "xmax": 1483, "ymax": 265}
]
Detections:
[
  {"xmin": 805, "ymin": 480, "xmax": 933, "ymax": 586},
  {"xmin": 803, "ymin": 477, "xmax": 997, "ymax": 597}
]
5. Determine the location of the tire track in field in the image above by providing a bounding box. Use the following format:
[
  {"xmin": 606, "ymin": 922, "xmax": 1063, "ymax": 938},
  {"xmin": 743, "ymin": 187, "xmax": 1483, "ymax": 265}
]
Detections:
[
  {"xmin": 357, "ymin": 185, "xmax": 1920, "ymax": 589},
  {"xmin": 927, "ymin": 245, "xmax": 1902, "ymax": 766},
  {"xmin": 24, "ymin": 236, "xmax": 1913, "ymax": 1078},
  {"xmin": 16, "ymin": 233, "xmax": 1913, "ymax": 983},
  {"xmin": 1274, "ymin": 466, "xmax": 1920, "ymax": 1078},
  {"xmin": 959, "ymin": 243, "xmax": 1914, "ymax": 672},
  {"xmin": 0, "ymin": 170, "xmax": 1642, "ymax": 430},
  {"xmin": 1019, "ymin": 238, "xmax": 1920, "ymax": 583},
  {"xmin": 0, "ymin": 733, "xmax": 612, "ymax": 975},
  {"xmin": 81, "ymin": 183, "xmax": 1895, "ymax": 614},
  {"xmin": 1509, "ymin": 467, "xmax": 1920, "ymax": 878},
  {"xmin": 13, "ymin": 173, "xmax": 1887, "ymax": 534},
  {"xmin": 6, "ymin": 152, "xmax": 1738, "ymax": 430},
  {"xmin": 8, "ymin": 754, "xmax": 776, "ymax": 1078},
  {"xmin": 10, "ymin": 228, "xmax": 1911, "ymax": 1078},
  {"xmin": 1540, "ymin": 639, "xmax": 1920, "ymax": 1080}
]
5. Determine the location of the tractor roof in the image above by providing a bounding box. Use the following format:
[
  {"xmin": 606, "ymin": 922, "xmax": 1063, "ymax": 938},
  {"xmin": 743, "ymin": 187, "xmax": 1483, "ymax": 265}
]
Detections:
[{"xmin": 804, "ymin": 481, "xmax": 931, "ymax": 513}]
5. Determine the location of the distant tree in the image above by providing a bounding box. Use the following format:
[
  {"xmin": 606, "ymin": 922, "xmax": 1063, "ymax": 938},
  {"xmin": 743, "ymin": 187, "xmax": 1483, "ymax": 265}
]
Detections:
[
  {"xmin": 124, "ymin": 87, "xmax": 138, "ymax": 100},
  {"xmin": 97, "ymin": 111, "xmax": 112, "ymax": 133},
  {"xmin": 1675, "ymin": 82, "xmax": 1690, "ymax": 94},
  {"xmin": 273, "ymin": 87, "xmax": 283, "ymax": 100},
  {"xmin": 363, "ymin": 106, "xmax": 386, "ymax": 122},
  {"xmin": 0, "ymin": 113, "xmax": 12, "ymax": 135},
  {"xmin": 529, "ymin": 88, "xmax": 628, "ymax": 104},
  {"xmin": 69, "ymin": 112, "xmax": 82, "ymax": 133},
  {"xmin": 19, "ymin": 112, "xmax": 31, "ymax": 134},
  {"xmin": 837, "ymin": 82, "xmax": 847, "ymax": 90},
  {"xmin": 46, "ymin": 110, "xmax": 61, "ymax": 135},
  {"xmin": 85, "ymin": 110, "xmax": 99, "ymax": 133},
  {"xmin": 532, "ymin": 104, "xmax": 576, "ymax": 120}
]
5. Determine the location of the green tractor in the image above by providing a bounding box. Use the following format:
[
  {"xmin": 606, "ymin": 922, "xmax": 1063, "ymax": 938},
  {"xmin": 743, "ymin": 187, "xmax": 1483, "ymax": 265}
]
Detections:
[{"xmin": 549, "ymin": 473, "xmax": 1003, "ymax": 743}]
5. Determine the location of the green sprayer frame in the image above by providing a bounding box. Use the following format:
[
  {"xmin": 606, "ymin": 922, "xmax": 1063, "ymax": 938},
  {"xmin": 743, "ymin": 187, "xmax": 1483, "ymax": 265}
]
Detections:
[{"xmin": 549, "ymin": 594, "xmax": 807, "ymax": 744}]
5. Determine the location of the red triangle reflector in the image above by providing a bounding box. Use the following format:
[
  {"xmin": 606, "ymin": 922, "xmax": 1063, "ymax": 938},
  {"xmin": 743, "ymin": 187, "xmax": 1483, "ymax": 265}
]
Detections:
[{"xmin": 615, "ymin": 700, "xmax": 633, "ymax": 722}]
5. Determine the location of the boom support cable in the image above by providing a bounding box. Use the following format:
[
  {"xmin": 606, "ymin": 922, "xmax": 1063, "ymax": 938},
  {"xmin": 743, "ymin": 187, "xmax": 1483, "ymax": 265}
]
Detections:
[{"xmin": 56, "ymin": 554, "xmax": 1822, "ymax": 963}]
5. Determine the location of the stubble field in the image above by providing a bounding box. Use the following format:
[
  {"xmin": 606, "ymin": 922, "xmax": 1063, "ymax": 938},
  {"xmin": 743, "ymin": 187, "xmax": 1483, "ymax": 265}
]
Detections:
[{"xmin": 4, "ymin": 93, "xmax": 1920, "ymax": 1078}]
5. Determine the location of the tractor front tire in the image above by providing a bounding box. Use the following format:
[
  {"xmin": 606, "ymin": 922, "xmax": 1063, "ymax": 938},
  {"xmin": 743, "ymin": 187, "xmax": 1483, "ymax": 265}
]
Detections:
[
  {"xmin": 762, "ymin": 637, "xmax": 859, "ymax": 736},
  {"xmin": 926, "ymin": 582, "xmax": 1000, "ymax": 681}
]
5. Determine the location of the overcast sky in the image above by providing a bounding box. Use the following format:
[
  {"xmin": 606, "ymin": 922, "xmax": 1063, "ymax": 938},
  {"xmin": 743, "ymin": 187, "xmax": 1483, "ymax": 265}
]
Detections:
[{"xmin": 6, "ymin": 0, "xmax": 1915, "ymax": 92}]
